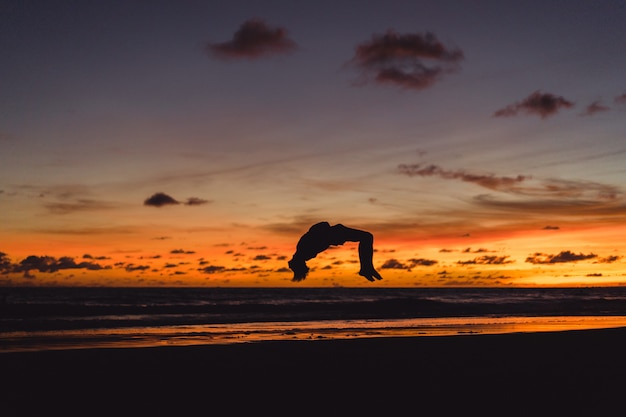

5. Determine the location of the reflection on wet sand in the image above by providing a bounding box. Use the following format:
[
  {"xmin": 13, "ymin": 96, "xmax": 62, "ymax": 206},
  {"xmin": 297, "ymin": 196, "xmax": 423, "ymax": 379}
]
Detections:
[{"xmin": 4, "ymin": 315, "xmax": 626, "ymax": 353}]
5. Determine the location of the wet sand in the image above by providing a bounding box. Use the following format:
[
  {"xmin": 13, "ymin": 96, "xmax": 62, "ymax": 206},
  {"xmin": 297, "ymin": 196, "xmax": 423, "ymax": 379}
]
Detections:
[{"xmin": 3, "ymin": 327, "xmax": 626, "ymax": 416}]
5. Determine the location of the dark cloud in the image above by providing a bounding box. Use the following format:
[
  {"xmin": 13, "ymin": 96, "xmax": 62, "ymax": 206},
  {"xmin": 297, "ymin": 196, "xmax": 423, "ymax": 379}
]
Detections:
[
  {"xmin": 581, "ymin": 101, "xmax": 609, "ymax": 116},
  {"xmin": 586, "ymin": 273, "xmax": 603, "ymax": 277},
  {"xmin": 543, "ymin": 225, "xmax": 560, "ymax": 230},
  {"xmin": 408, "ymin": 258, "xmax": 438, "ymax": 267},
  {"xmin": 350, "ymin": 30, "xmax": 463, "ymax": 91},
  {"xmin": 253, "ymin": 255, "xmax": 272, "ymax": 261},
  {"xmin": 457, "ymin": 255, "xmax": 513, "ymax": 265},
  {"xmin": 170, "ymin": 249, "xmax": 196, "ymax": 254},
  {"xmin": 184, "ymin": 197, "xmax": 210, "ymax": 206},
  {"xmin": 525, "ymin": 251, "xmax": 597, "ymax": 264},
  {"xmin": 144, "ymin": 192, "xmax": 180, "ymax": 207},
  {"xmin": 398, "ymin": 163, "xmax": 527, "ymax": 192},
  {"xmin": 198, "ymin": 265, "xmax": 226, "ymax": 274},
  {"xmin": 462, "ymin": 248, "xmax": 491, "ymax": 253},
  {"xmin": 82, "ymin": 254, "xmax": 111, "ymax": 260},
  {"xmin": 0, "ymin": 252, "xmax": 12, "ymax": 273},
  {"xmin": 597, "ymin": 255, "xmax": 621, "ymax": 264},
  {"xmin": 207, "ymin": 18, "xmax": 297, "ymax": 60},
  {"xmin": 125, "ymin": 264, "xmax": 150, "ymax": 272},
  {"xmin": 494, "ymin": 91, "xmax": 574, "ymax": 119},
  {"xmin": 0, "ymin": 252, "xmax": 107, "ymax": 277},
  {"xmin": 381, "ymin": 257, "xmax": 438, "ymax": 271},
  {"xmin": 381, "ymin": 259, "xmax": 406, "ymax": 269},
  {"xmin": 614, "ymin": 93, "xmax": 626, "ymax": 104}
]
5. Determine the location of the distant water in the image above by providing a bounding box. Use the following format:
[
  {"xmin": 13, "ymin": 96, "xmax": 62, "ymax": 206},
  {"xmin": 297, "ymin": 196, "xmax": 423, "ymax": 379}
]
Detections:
[{"xmin": 3, "ymin": 287, "xmax": 626, "ymax": 352}]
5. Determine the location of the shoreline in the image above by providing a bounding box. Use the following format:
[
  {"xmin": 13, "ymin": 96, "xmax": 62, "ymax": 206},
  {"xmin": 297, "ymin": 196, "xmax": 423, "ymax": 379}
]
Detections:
[{"xmin": 4, "ymin": 326, "xmax": 626, "ymax": 416}]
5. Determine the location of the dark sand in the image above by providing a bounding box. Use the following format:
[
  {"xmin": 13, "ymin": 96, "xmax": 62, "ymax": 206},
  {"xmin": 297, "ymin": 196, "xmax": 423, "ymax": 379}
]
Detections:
[{"xmin": 3, "ymin": 328, "xmax": 626, "ymax": 416}]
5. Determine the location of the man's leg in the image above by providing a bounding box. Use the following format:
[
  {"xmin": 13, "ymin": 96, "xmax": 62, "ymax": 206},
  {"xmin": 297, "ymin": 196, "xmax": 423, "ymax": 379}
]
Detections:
[{"xmin": 333, "ymin": 225, "xmax": 382, "ymax": 281}]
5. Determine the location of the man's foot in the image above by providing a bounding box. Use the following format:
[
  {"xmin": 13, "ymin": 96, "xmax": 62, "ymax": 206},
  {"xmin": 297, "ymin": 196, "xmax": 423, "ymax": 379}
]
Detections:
[{"xmin": 359, "ymin": 268, "xmax": 382, "ymax": 282}]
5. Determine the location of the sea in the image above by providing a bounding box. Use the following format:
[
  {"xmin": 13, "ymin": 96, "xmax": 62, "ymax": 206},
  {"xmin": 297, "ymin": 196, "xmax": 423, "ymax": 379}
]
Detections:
[{"xmin": 3, "ymin": 286, "xmax": 626, "ymax": 353}]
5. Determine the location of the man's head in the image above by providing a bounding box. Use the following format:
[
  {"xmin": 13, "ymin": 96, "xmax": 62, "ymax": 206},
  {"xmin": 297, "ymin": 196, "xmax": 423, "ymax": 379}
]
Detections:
[{"xmin": 288, "ymin": 256, "xmax": 309, "ymax": 281}]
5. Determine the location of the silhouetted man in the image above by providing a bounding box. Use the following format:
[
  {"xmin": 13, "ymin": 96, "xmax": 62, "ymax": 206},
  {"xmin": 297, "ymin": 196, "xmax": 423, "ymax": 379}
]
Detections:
[{"xmin": 288, "ymin": 222, "xmax": 383, "ymax": 282}]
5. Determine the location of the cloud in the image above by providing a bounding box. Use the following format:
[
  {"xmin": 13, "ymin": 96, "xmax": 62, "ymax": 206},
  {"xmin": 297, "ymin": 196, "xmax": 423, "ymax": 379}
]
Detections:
[
  {"xmin": 44, "ymin": 199, "xmax": 118, "ymax": 214},
  {"xmin": 170, "ymin": 249, "xmax": 196, "ymax": 254},
  {"xmin": 494, "ymin": 91, "xmax": 574, "ymax": 119},
  {"xmin": 350, "ymin": 30, "xmax": 463, "ymax": 90},
  {"xmin": 82, "ymin": 254, "xmax": 111, "ymax": 260},
  {"xmin": 597, "ymin": 255, "xmax": 621, "ymax": 264},
  {"xmin": 471, "ymin": 177, "xmax": 624, "ymax": 215},
  {"xmin": 144, "ymin": 193, "xmax": 210, "ymax": 208},
  {"xmin": 124, "ymin": 264, "xmax": 150, "ymax": 272},
  {"xmin": 198, "ymin": 265, "xmax": 226, "ymax": 274},
  {"xmin": 0, "ymin": 252, "xmax": 12, "ymax": 272},
  {"xmin": 462, "ymin": 248, "xmax": 491, "ymax": 253},
  {"xmin": 398, "ymin": 163, "xmax": 528, "ymax": 192},
  {"xmin": 184, "ymin": 197, "xmax": 210, "ymax": 206},
  {"xmin": 381, "ymin": 259, "xmax": 406, "ymax": 269},
  {"xmin": 525, "ymin": 251, "xmax": 597, "ymax": 264},
  {"xmin": 0, "ymin": 252, "xmax": 107, "ymax": 277},
  {"xmin": 398, "ymin": 162, "xmax": 623, "ymax": 209},
  {"xmin": 381, "ymin": 257, "xmax": 438, "ymax": 271},
  {"xmin": 408, "ymin": 258, "xmax": 438, "ymax": 267},
  {"xmin": 615, "ymin": 93, "xmax": 626, "ymax": 104},
  {"xmin": 207, "ymin": 18, "xmax": 297, "ymax": 60},
  {"xmin": 457, "ymin": 255, "xmax": 513, "ymax": 265},
  {"xmin": 581, "ymin": 101, "xmax": 609, "ymax": 116},
  {"xmin": 144, "ymin": 192, "xmax": 180, "ymax": 207},
  {"xmin": 543, "ymin": 225, "xmax": 560, "ymax": 230}
]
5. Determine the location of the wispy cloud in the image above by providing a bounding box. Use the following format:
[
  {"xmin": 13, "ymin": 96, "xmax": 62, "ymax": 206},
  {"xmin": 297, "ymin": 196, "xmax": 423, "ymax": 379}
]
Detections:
[
  {"xmin": 614, "ymin": 93, "xmax": 626, "ymax": 104},
  {"xmin": 44, "ymin": 199, "xmax": 118, "ymax": 214},
  {"xmin": 184, "ymin": 197, "xmax": 210, "ymax": 206},
  {"xmin": 398, "ymin": 163, "xmax": 623, "ymax": 203},
  {"xmin": 580, "ymin": 101, "xmax": 609, "ymax": 117},
  {"xmin": 525, "ymin": 250, "xmax": 597, "ymax": 264},
  {"xmin": 206, "ymin": 18, "xmax": 297, "ymax": 60},
  {"xmin": 494, "ymin": 91, "xmax": 574, "ymax": 119},
  {"xmin": 398, "ymin": 163, "xmax": 528, "ymax": 192},
  {"xmin": 350, "ymin": 30, "xmax": 463, "ymax": 90}
]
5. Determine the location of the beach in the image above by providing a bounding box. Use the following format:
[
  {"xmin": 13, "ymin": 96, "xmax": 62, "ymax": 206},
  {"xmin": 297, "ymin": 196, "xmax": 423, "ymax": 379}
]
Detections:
[{"xmin": 3, "ymin": 327, "xmax": 626, "ymax": 416}]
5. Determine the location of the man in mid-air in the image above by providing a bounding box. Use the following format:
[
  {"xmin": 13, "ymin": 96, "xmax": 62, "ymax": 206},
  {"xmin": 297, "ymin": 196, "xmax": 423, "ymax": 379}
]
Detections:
[{"xmin": 288, "ymin": 222, "xmax": 383, "ymax": 282}]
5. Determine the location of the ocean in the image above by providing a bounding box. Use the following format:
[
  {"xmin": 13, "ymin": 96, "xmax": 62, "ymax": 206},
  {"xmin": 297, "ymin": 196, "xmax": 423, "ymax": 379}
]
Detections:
[{"xmin": 3, "ymin": 286, "xmax": 626, "ymax": 352}]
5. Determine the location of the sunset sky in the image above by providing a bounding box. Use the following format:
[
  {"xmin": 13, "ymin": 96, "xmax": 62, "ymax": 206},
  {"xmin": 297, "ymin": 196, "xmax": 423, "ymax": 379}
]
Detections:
[{"xmin": 1, "ymin": 0, "xmax": 625, "ymax": 287}]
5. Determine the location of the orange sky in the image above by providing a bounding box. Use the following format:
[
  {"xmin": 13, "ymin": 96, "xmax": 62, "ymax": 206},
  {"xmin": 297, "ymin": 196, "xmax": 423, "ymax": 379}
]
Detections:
[{"xmin": 1, "ymin": 1, "xmax": 625, "ymax": 287}]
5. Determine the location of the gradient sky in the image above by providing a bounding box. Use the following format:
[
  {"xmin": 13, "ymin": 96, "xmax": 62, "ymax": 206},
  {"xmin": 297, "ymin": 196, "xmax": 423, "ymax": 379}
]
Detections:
[{"xmin": 1, "ymin": 0, "xmax": 625, "ymax": 287}]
